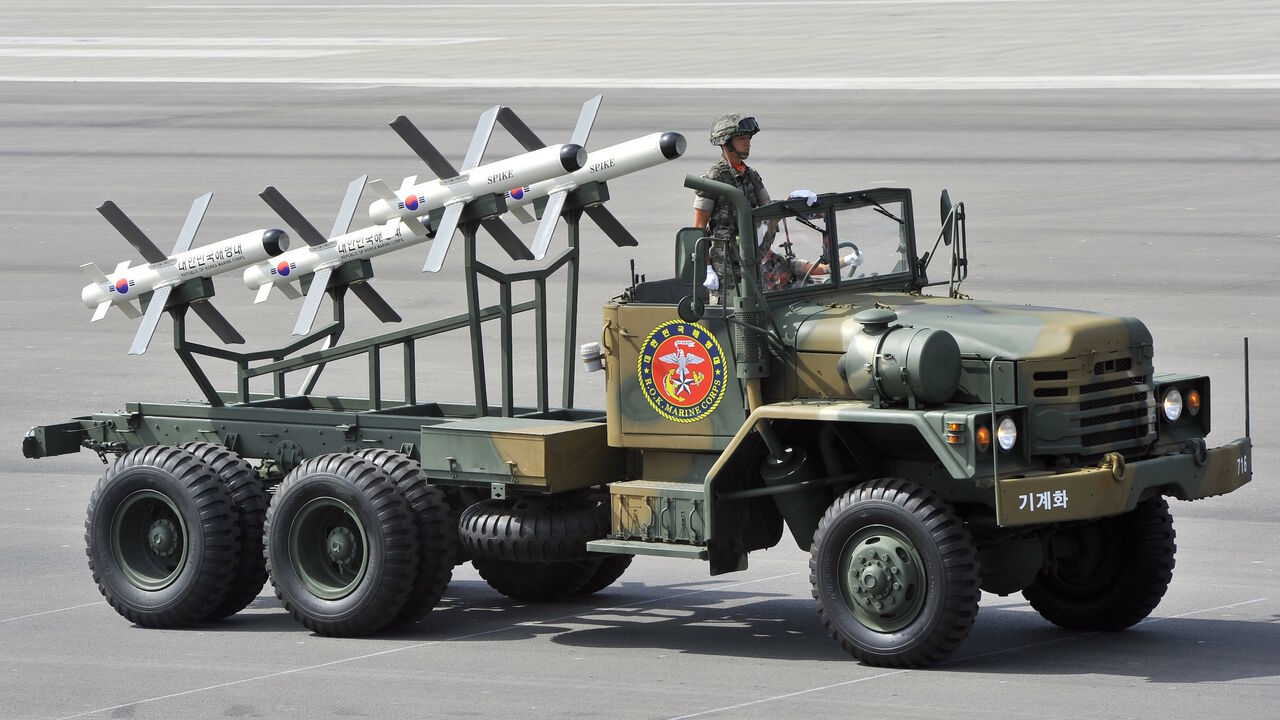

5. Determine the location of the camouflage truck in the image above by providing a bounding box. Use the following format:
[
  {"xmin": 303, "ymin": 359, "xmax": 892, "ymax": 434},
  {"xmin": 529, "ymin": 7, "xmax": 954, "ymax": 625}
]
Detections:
[{"xmin": 23, "ymin": 173, "xmax": 1252, "ymax": 668}]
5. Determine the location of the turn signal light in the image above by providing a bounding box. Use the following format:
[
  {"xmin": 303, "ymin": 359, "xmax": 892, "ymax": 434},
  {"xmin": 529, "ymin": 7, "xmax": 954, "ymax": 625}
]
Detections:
[{"xmin": 976, "ymin": 425, "xmax": 992, "ymax": 452}]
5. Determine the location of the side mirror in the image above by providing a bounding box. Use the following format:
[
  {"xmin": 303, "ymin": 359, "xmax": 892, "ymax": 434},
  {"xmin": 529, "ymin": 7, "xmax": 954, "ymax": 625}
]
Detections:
[
  {"xmin": 940, "ymin": 189, "xmax": 953, "ymax": 246},
  {"xmin": 678, "ymin": 235, "xmax": 711, "ymax": 321}
]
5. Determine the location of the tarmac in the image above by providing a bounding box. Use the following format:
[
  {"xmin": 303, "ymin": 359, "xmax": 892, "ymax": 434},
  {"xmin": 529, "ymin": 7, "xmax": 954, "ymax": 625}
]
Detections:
[{"xmin": 1, "ymin": 2, "xmax": 1277, "ymax": 718}]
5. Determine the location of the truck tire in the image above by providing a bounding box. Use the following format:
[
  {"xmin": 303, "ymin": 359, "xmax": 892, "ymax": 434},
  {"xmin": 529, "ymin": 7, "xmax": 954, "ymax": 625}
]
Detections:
[
  {"xmin": 353, "ymin": 449, "xmax": 456, "ymax": 628},
  {"xmin": 264, "ymin": 454, "xmax": 419, "ymax": 636},
  {"xmin": 809, "ymin": 478, "xmax": 980, "ymax": 668},
  {"xmin": 472, "ymin": 557, "xmax": 601, "ymax": 602},
  {"xmin": 575, "ymin": 554, "xmax": 634, "ymax": 596},
  {"xmin": 458, "ymin": 496, "xmax": 609, "ymax": 562},
  {"xmin": 85, "ymin": 445, "xmax": 240, "ymax": 628},
  {"xmin": 1023, "ymin": 496, "xmax": 1176, "ymax": 631},
  {"xmin": 178, "ymin": 442, "xmax": 268, "ymax": 620}
]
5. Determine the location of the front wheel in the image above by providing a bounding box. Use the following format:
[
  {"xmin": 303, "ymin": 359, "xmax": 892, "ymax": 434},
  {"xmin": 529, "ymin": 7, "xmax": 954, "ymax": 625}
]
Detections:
[
  {"xmin": 809, "ymin": 478, "xmax": 980, "ymax": 668},
  {"xmin": 1023, "ymin": 497, "xmax": 1176, "ymax": 630}
]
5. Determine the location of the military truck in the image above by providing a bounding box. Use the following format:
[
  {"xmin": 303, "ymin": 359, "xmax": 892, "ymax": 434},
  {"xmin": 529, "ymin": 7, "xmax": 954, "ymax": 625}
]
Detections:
[{"xmin": 23, "ymin": 169, "xmax": 1252, "ymax": 668}]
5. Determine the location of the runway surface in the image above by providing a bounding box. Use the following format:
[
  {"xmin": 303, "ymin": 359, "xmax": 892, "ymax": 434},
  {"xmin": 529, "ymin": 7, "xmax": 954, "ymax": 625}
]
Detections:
[{"xmin": 1, "ymin": 2, "xmax": 1277, "ymax": 718}]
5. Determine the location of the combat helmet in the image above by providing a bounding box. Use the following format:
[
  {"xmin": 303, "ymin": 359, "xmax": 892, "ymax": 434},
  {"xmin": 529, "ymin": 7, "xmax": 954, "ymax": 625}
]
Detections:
[{"xmin": 709, "ymin": 114, "xmax": 760, "ymax": 146}]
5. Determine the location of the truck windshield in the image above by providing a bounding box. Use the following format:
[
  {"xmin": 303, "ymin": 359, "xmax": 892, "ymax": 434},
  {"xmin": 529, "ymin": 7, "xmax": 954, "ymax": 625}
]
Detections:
[{"xmin": 760, "ymin": 199, "xmax": 910, "ymax": 293}]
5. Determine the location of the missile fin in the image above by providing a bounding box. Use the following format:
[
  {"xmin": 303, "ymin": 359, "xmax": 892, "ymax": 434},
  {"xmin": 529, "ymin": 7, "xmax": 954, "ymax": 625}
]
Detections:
[
  {"xmin": 570, "ymin": 94, "xmax": 603, "ymax": 148},
  {"xmin": 129, "ymin": 285, "xmax": 172, "ymax": 355},
  {"xmin": 422, "ymin": 203, "xmax": 464, "ymax": 272},
  {"xmin": 531, "ymin": 190, "xmax": 568, "ymax": 260},
  {"xmin": 113, "ymin": 260, "xmax": 132, "ymax": 275},
  {"xmin": 398, "ymin": 175, "xmax": 419, "ymax": 193},
  {"xmin": 330, "ymin": 175, "xmax": 367, "ymax": 238},
  {"xmin": 260, "ymin": 186, "xmax": 327, "ymax": 246},
  {"xmin": 584, "ymin": 205, "xmax": 639, "ymax": 247},
  {"xmin": 170, "ymin": 192, "xmax": 212, "ymax": 255},
  {"xmin": 350, "ymin": 283, "xmax": 402, "ymax": 323},
  {"xmin": 97, "ymin": 201, "xmax": 166, "ymax": 263},
  {"xmin": 91, "ymin": 301, "xmax": 112, "ymax": 322},
  {"xmin": 191, "ymin": 301, "xmax": 245, "ymax": 345},
  {"xmin": 80, "ymin": 262, "xmax": 110, "ymax": 285},
  {"xmin": 390, "ymin": 115, "xmax": 459, "ymax": 178},
  {"xmin": 400, "ymin": 215, "xmax": 430, "ymax": 238},
  {"xmin": 495, "ymin": 107, "xmax": 546, "ymax": 151},
  {"xmin": 278, "ymin": 282, "xmax": 302, "ymax": 300},
  {"xmin": 117, "ymin": 300, "xmax": 142, "ymax": 320},
  {"xmin": 480, "ymin": 217, "xmax": 534, "ymax": 261},
  {"xmin": 367, "ymin": 178, "xmax": 399, "ymax": 205},
  {"xmin": 293, "ymin": 266, "xmax": 334, "ymax": 336},
  {"xmin": 509, "ymin": 205, "xmax": 536, "ymax": 224},
  {"xmin": 461, "ymin": 106, "xmax": 500, "ymax": 171},
  {"xmin": 254, "ymin": 283, "xmax": 274, "ymax": 304}
]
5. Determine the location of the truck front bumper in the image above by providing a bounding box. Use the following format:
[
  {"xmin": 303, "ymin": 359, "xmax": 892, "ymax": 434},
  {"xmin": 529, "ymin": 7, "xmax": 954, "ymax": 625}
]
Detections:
[{"xmin": 994, "ymin": 436, "xmax": 1252, "ymax": 527}]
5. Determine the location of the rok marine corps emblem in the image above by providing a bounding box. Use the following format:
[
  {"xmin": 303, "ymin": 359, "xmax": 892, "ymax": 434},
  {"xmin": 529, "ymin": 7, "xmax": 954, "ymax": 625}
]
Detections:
[{"xmin": 638, "ymin": 319, "xmax": 727, "ymax": 423}]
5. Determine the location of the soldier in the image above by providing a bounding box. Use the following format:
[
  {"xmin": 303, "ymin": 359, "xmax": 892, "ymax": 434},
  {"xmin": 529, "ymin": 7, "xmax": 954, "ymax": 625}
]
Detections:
[{"xmin": 692, "ymin": 114, "xmax": 771, "ymax": 293}]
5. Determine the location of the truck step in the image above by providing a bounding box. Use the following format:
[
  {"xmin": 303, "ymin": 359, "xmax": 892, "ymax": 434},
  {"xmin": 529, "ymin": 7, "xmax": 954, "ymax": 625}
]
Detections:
[{"xmin": 586, "ymin": 538, "xmax": 708, "ymax": 560}]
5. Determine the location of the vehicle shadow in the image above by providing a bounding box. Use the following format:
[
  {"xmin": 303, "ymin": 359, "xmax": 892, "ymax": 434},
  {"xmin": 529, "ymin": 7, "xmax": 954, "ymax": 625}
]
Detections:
[{"xmin": 192, "ymin": 579, "xmax": 1280, "ymax": 684}]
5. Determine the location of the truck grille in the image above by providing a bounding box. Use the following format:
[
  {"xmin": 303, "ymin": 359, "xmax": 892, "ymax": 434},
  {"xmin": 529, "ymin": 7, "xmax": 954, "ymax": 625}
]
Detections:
[{"xmin": 1023, "ymin": 351, "xmax": 1155, "ymax": 457}]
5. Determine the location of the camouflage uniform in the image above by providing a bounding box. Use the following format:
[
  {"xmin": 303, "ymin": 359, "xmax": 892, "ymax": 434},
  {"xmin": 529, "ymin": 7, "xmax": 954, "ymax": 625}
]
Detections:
[{"xmin": 692, "ymin": 157, "xmax": 771, "ymax": 290}]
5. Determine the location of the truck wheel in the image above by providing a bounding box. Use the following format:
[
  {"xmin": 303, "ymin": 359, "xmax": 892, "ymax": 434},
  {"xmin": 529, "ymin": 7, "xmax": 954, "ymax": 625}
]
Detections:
[
  {"xmin": 472, "ymin": 557, "xmax": 600, "ymax": 602},
  {"xmin": 809, "ymin": 478, "xmax": 980, "ymax": 668},
  {"xmin": 458, "ymin": 496, "xmax": 609, "ymax": 561},
  {"xmin": 1023, "ymin": 496, "xmax": 1176, "ymax": 630},
  {"xmin": 178, "ymin": 442, "xmax": 268, "ymax": 620},
  {"xmin": 575, "ymin": 554, "xmax": 634, "ymax": 596},
  {"xmin": 353, "ymin": 449, "xmax": 456, "ymax": 628},
  {"xmin": 85, "ymin": 446, "xmax": 240, "ymax": 628},
  {"xmin": 264, "ymin": 454, "xmax": 419, "ymax": 636}
]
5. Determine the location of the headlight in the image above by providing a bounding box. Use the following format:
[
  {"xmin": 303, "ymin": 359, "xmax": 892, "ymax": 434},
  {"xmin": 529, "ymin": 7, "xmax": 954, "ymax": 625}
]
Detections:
[
  {"xmin": 996, "ymin": 416, "xmax": 1017, "ymax": 452},
  {"xmin": 1162, "ymin": 388, "xmax": 1184, "ymax": 422}
]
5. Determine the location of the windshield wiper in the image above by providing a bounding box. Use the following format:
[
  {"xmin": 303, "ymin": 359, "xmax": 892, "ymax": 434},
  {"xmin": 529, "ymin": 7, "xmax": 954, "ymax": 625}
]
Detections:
[
  {"xmin": 780, "ymin": 205, "xmax": 826, "ymax": 233},
  {"xmin": 858, "ymin": 193, "xmax": 904, "ymax": 224}
]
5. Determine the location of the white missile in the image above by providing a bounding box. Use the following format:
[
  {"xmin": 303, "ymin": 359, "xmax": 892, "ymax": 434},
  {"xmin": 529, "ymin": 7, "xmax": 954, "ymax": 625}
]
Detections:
[
  {"xmin": 82, "ymin": 228, "xmax": 289, "ymax": 319},
  {"xmin": 368, "ymin": 143, "xmax": 587, "ymax": 225},
  {"xmin": 243, "ymin": 218, "xmax": 426, "ymax": 303},
  {"xmin": 497, "ymin": 132, "xmax": 686, "ymax": 257},
  {"xmin": 368, "ymin": 141, "xmax": 587, "ymax": 273}
]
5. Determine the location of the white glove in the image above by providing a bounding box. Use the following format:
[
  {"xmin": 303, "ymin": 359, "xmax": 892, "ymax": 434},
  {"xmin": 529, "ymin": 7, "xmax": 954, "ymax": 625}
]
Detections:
[
  {"xmin": 839, "ymin": 249, "xmax": 863, "ymax": 268},
  {"xmin": 789, "ymin": 189, "xmax": 818, "ymax": 206},
  {"xmin": 703, "ymin": 265, "xmax": 720, "ymax": 291}
]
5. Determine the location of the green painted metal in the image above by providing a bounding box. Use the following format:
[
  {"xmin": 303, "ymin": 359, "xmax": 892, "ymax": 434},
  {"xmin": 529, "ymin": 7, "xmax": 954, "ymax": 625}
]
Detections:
[
  {"xmin": 288, "ymin": 496, "xmax": 368, "ymax": 600},
  {"xmin": 837, "ymin": 524, "xmax": 927, "ymax": 633},
  {"xmin": 110, "ymin": 489, "xmax": 188, "ymax": 591}
]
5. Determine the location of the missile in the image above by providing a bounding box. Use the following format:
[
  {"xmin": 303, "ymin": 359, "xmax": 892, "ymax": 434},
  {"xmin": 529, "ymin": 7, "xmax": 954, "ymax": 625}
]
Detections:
[
  {"xmin": 82, "ymin": 191, "xmax": 290, "ymax": 355},
  {"xmin": 368, "ymin": 143, "xmax": 587, "ymax": 226},
  {"xmin": 83, "ymin": 228, "xmax": 290, "ymax": 318},
  {"xmin": 368, "ymin": 133, "xmax": 587, "ymax": 272},
  {"xmin": 243, "ymin": 216, "xmax": 425, "ymax": 322},
  {"xmin": 499, "ymin": 131, "xmax": 686, "ymax": 258}
]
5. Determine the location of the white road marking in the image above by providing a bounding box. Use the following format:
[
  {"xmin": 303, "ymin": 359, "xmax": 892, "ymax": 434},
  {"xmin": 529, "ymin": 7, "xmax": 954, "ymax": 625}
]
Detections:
[
  {"xmin": 0, "ymin": 601, "xmax": 103, "ymax": 623},
  {"xmin": 54, "ymin": 572, "xmax": 804, "ymax": 719},
  {"xmin": 0, "ymin": 37, "xmax": 497, "ymax": 46},
  {"xmin": 151, "ymin": 1, "xmax": 1056, "ymax": 8},
  {"xmin": 0, "ymin": 50, "xmax": 358, "ymax": 58},
  {"xmin": 0, "ymin": 75, "xmax": 1277, "ymax": 89},
  {"xmin": 667, "ymin": 596, "xmax": 1270, "ymax": 719}
]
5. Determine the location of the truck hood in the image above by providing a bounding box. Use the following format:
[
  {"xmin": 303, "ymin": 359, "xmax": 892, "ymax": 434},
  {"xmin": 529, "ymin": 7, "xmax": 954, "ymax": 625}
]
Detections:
[{"xmin": 785, "ymin": 293, "xmax": 1153, "ymax": 360}]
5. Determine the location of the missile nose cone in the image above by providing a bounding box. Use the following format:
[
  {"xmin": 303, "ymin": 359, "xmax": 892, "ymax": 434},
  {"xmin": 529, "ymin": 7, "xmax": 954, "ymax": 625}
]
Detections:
[
  {"xmin": 561, "ymin": 143, "xmax": 587, "ymax": 172},
  {"xmin": 659, "ymin": 132, "xmax": 687, "ymax": 160},
  {"xmin": 262, "ymin": 228, "xmax": 290, "ymax": 256},
  {"xmin": 81, "ymin": 283, "xmax": 100, "ymax": 309}
]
